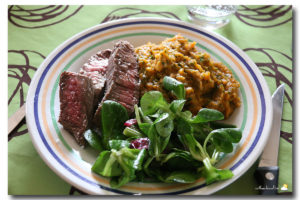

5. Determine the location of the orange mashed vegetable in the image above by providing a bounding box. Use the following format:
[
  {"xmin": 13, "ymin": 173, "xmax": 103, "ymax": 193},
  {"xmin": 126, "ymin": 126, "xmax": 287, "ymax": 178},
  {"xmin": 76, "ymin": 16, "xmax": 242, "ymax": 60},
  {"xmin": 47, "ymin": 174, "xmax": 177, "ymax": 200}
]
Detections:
[{"xmin": 135, "ymin": 34, "xmax": 241, "ymax": 118}]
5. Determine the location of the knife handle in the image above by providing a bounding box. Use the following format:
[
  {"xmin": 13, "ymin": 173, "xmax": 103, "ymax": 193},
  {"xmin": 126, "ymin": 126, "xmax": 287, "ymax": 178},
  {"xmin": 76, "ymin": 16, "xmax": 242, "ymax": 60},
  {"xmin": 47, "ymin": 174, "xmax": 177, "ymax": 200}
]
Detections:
[{"xmin": 254, "ymin": 166, "xmax": 279, "ymax": 195}]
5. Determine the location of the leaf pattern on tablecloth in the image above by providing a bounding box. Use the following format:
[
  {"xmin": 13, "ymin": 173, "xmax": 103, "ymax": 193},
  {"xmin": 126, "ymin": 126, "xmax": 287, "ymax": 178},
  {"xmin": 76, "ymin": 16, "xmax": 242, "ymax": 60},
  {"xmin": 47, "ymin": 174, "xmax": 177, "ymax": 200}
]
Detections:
[
  {"xmin": 101, "ymin": 7, "xmax": 180, "ymax": 23},
  {"xmin": 8, "ymin": 5, "xmax": 83, "ymax": 29},
  {"xmin": 243, "ymin": 47, "xmax": 293, "ymax": 143},
  {"xmin": 8, "ymin": 50, "xmax": 45, "ymax": 140},
  {"xmin": 236, "ymin": 5, "xmax": 292, "ymax": 28}
]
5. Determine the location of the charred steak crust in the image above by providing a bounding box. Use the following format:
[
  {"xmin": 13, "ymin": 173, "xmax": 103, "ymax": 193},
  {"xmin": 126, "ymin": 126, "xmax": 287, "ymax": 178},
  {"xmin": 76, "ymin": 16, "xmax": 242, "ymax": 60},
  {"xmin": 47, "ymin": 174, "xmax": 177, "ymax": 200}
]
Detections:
[
  {"xmin": 93, "ymin": 41, "xmax": 140, "ymax": 126},
  {"xmin": 79, "ymin": 49, "xmax": 111, "ymax": 107},
  {"xmin": 58, "ymin": 71, "xmax": 94, "ymax": 146}
]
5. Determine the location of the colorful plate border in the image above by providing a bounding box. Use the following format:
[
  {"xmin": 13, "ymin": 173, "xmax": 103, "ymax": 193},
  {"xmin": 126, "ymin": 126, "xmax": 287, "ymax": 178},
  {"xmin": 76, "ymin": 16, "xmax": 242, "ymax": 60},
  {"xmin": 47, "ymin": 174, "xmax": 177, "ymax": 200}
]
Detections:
[{"xmin": 26, "ymin": 18, "xmax": 272, "ymax": 195}]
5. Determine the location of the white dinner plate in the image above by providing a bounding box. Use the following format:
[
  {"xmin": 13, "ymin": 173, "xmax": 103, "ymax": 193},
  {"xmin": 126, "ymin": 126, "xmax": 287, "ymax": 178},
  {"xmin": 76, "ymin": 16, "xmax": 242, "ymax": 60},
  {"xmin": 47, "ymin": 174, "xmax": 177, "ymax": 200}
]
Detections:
[{"xmin": 26, "ymin": 18, "xmax": 272, "ymax": 195}]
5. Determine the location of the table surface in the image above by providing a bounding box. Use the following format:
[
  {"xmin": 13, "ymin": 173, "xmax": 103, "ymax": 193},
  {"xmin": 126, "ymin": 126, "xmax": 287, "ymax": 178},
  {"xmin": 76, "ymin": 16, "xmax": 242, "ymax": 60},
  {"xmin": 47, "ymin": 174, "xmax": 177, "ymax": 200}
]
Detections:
[{"xmin": 8, "ymin": 5, "xmax": 293, "ymax": 195}]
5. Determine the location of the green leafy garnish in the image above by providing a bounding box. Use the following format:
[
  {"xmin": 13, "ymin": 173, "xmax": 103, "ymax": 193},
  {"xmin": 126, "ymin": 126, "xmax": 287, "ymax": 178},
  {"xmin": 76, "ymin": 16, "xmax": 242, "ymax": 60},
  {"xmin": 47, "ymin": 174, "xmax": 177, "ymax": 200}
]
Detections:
[
  {"xmin": 92, "ymin": 147, "xmax": 146, "ymax": 188},
  {"xmin": 190, "ymin": 108, "xmax": 224, "ymax": 123},
  {"xmin": 109, "ymin": 140, "xmax": 130, "ymax": 150},
  {"xmin": 140, "ymin": 91, "xmax": 168, "ymax": 115},
  {"xmin": 84, "ymin": 129, "xmax": 103, "ymax": 152},
  {"xmin": 100, "ymin": 100, "xmax": 128, "ymax": 149},
  {"xmin": 90, "ymin": 77, "xmax": 242, "ymax": 188},
  {"xmin": 163, "ymin": 76, "xmax": 186, "ymax": 99}
]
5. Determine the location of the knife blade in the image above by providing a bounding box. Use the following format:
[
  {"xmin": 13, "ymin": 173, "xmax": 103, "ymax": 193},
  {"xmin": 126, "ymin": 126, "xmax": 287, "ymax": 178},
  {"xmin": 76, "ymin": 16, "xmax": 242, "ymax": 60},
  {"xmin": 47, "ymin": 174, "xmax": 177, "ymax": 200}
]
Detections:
[{"xmin": 254, "ymin": 84, "xmax": 285, "ymax": 195}]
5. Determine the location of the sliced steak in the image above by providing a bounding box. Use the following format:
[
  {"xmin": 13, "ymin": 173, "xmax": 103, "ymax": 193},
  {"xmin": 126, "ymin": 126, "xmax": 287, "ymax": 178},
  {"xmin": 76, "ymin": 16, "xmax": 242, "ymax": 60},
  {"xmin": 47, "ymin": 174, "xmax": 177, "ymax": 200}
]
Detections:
[
  {"xmin": 79, "ymin": 49, "xmax": 111, "ymax": 107},
  {"xmin": 93, "ymin": 41, "xmax": 140, "ymax": 126},
  {"xmin": 58, "ymin": 71, "xmax": 94, "ymax": 146}
]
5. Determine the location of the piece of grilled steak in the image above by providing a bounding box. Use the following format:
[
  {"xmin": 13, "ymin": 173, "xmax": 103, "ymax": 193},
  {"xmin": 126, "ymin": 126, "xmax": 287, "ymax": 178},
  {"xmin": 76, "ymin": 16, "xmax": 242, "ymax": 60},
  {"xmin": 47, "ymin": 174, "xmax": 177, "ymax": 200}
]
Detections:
[
  {"xmin": 58, "ymin": 71, "xmax": 94, "ymax": 146},
  {"xmin": 79, "ymin": 49, "xmax": 111, "ymax": 107},
  {"xmin": 93, "ymin": 41, "xmax": 140, "ymax": 126}
]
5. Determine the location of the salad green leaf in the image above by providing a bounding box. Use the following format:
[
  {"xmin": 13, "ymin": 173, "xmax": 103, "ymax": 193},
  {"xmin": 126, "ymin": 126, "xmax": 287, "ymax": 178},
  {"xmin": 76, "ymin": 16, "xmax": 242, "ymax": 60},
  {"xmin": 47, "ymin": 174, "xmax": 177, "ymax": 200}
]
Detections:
[
  {"xmin": 202, "ymin": 157, "xmax": 233, "ymax": 185},
  {"xmin": 154, "ymin": 113, "xmax": 174, "ymax": 137},
  {"xmin": 83, "ymin": 129, "xmax": 103, "ymax": 152},
  {"xmin": 205, "ymin": 128, "xmax": 242, "ymax": 153},
  {"xmin": 92, "ymin": 147, "xmax": 146, "ymax": 188},
  {"xmin": 140, "ymin": 91, "xmax": 168, "ymax": 115},
  {"xmin": 190, "ymin": 108, "xmax": 224, "ymax": 123},
  {"xmin": 147, "ymin": 124, "xmax": 171, "ymax": 159},
  {"xmin": 163, "ymin": 170, "xmax": 200, "ymax": 183},
  {"xmin": 169, "ymin": 99, "xmax": 186, "ymax": 114},
  {"xmin": 123, "ymin": 127, "xmax": 145, "ymax": 138},
  {"xmin": 109, "ymin": 140, "xmax": 130, "ymax": 150},
  {"xmin": 101, "ymin": 100, "xmax": 128, "ymax": 149},
  {"xmin": 91, "ymin": 151, "xmax": 122, "ymax": 177},
  {"xmin": 163, "ymin": 76, "xmax": 186, "ymax": 99}
]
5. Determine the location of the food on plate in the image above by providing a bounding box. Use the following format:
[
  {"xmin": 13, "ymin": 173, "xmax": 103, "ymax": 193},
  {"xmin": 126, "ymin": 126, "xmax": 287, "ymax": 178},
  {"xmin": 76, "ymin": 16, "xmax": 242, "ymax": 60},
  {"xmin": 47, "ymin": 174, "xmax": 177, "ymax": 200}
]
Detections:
[
  {"xmin": 90, "ymin": 86, "xmax": 242, "ymax": 188},
  {"xmin": 93, "ymin": 41, "xmax": 140, "ymax": 125},
  {"xmin": 58, "ymin": 49, "xmax": 111, "ymax": 146},
  {"xmin": 79, "ymin": 49, "xmax": 111, "ymax": 107},
  {"xmin": 135, "ymin": 34, "xmax": 241, "ymax": 118},
  {"xmin": 58, "ymin": 71, "xmax": 94, "ymax": 146},
  {"xmin": 58, "ymin": 35, "xmax": 242, "ymax": 189}
]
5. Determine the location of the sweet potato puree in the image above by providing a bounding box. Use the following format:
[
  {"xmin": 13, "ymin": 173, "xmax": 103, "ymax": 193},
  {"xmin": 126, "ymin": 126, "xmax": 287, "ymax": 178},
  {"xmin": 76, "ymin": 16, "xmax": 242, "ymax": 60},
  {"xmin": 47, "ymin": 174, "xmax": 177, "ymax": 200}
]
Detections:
[{"xmin": 135, "ymin": 34, "xmax": 241, "ymax": 118}]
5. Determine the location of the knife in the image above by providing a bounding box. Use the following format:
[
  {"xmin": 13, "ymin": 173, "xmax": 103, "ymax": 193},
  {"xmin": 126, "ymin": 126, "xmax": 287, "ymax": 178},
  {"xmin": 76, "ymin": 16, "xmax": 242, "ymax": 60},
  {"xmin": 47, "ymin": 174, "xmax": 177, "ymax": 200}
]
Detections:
[
  {"xmin": 254, "ymin": 84, "xmax": 285, "ymax": 195},
  {"xmin": 8, "ymin": 104, "xmax": 26, "ymax": 135}
]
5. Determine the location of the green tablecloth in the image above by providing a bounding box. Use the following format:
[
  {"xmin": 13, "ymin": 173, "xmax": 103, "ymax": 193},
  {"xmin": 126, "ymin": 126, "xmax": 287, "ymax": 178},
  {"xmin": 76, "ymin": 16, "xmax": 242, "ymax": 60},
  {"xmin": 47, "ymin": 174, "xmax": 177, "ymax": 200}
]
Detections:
[{"xmin": 8, "ymin": 5, "xmax": 293, "ymax": 195}]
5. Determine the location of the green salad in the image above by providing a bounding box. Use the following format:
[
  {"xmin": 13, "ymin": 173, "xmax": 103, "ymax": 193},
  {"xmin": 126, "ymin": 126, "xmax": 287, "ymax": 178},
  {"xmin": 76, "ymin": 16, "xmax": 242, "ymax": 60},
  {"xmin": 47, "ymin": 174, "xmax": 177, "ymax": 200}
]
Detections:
[{"xmin": 84, "ymin": 76, "xmax": 242, "ymax": 189}]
